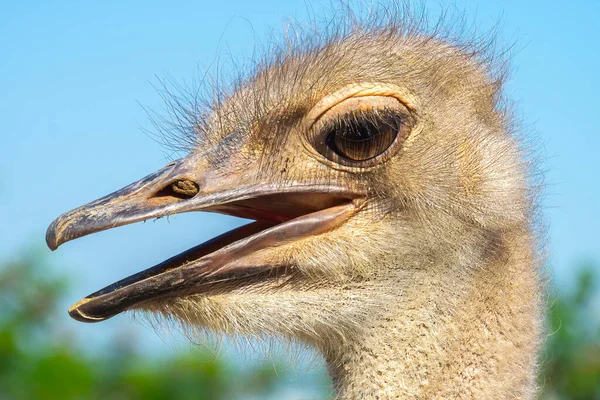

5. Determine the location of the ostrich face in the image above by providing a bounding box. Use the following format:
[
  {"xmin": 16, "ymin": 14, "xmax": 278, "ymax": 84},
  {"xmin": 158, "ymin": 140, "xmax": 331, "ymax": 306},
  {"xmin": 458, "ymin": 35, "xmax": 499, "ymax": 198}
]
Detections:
[{"xmin": 46, "ymin": 31, "xmax": 527, "ymax": 351}]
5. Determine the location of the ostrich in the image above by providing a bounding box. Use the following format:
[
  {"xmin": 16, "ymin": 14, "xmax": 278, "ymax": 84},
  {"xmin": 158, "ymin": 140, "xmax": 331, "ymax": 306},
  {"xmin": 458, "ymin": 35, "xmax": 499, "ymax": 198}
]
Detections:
[{"xmin": 46, "ymin": 9, "xmax": 543, "ymax": 399}]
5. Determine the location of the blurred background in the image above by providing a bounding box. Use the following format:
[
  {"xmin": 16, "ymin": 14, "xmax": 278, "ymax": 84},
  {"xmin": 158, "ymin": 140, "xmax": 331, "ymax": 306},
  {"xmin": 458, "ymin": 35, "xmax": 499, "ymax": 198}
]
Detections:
[{"xmin": 1, "ymin": 1, "xmax": 599, "ymax": 399}]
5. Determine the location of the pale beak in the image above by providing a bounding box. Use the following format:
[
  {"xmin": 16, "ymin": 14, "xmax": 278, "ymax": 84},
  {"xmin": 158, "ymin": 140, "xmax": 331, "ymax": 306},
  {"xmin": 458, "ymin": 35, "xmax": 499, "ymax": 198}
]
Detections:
[{"xmin": 46, "ymin": 149, "xmax": 364, "ymax": 322}]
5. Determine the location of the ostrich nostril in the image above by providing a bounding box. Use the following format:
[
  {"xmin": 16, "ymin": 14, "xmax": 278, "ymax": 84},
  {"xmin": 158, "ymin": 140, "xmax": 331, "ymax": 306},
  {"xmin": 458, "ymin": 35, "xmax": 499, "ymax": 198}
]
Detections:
[
  {"xmin": 170, "ymin": 180, "xmax": 199, "ymax": 198},
  {"xmin": 153, "ymin": 179, "xmax": 200, "ymax": 201}
]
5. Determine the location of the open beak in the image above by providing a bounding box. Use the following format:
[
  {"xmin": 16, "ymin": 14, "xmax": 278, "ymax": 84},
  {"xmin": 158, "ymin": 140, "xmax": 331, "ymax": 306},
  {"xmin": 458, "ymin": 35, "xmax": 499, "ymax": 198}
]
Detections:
[{"xmin": 46, "ymin": 150, "xmax": 364, "ymax": 323}]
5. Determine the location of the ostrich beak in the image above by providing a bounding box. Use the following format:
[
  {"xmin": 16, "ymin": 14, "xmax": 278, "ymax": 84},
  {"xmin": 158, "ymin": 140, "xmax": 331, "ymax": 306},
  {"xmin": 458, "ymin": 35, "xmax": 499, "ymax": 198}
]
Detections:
[{"xmin": 46, "ymin": 150, "xmax": 363, "ymax": 322}]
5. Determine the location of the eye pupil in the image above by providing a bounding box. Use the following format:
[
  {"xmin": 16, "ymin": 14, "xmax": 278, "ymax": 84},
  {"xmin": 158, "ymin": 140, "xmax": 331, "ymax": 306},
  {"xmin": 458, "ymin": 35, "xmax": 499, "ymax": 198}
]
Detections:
[{"xmin": 325, "ymin": 113, "xmax": 399, "ymax": 161}]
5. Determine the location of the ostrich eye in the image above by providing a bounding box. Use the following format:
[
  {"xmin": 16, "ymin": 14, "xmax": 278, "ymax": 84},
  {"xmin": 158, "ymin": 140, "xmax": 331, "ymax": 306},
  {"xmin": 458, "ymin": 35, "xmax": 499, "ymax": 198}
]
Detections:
[
  {"xmin": 311, "ymin": 95, "xmax": 413, "ymax": 167},
  {"xmin": 325, "ymin": 111, "xmax": 400, "ymax": 161}
]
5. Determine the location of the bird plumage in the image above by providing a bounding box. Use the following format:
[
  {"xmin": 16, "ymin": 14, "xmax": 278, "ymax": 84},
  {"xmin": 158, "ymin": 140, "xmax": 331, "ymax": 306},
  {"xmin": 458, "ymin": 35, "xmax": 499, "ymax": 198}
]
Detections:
[{"xmin": 47, "ymin": 5, "xmax": 544, "ymax": 399}]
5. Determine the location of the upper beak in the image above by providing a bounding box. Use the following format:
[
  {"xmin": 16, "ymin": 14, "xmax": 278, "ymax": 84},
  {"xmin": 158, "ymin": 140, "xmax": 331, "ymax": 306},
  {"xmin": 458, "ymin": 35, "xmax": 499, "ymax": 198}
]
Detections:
[{"xmin": 46, "ymin": 150, "xmax": 364, "ymax": 322}]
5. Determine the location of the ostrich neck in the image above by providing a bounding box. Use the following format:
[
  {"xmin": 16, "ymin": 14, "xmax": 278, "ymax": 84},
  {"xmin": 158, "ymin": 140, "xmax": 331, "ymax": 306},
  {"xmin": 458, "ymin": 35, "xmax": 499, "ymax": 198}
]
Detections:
[{"xmin": 326, "ymin": 230, "xmax": 542, "ymax": 399}]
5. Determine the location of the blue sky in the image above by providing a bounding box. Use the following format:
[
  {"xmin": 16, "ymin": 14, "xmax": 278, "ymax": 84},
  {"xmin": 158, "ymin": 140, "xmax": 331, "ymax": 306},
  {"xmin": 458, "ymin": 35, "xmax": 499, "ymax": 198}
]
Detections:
[{"xmin": 1, "ymin": 0, "xmax": 599, "ymax": 358}]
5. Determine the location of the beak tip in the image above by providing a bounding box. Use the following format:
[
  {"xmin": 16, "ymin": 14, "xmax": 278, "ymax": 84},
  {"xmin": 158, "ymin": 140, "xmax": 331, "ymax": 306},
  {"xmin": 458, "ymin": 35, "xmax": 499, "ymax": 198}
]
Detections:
[
  {"xmin": 69, "ymin": 300, "xmax": 108, "ymax": 323},
  {"xmin": 45, "ymin": 220, "xmax": 61, "ymax": 251},
  {"xmin": 68, "ymin": 307, "xmax": 83, "ymax": 321}
]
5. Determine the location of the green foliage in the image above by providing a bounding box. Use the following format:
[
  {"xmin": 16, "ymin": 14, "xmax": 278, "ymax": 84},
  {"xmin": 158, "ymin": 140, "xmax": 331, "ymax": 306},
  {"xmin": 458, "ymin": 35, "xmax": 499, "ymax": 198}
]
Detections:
[
  {"xmin": 541, "ymin": 263, "xmax": 600, "ymax": 400},
  {"xmin": 1, "ymin": 253, "xmax": 599, "ymax": 399},
  {"xmin": 0, "ymin": 254, "xmax": 294, "ymax": 400}
]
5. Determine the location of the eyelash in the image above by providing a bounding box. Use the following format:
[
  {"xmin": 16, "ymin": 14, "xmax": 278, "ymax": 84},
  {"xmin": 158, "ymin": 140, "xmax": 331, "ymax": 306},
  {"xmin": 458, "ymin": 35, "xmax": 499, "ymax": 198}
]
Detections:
[{"xmin": 313, "ymin": 108, "xmax": 410, "ymax": 166}]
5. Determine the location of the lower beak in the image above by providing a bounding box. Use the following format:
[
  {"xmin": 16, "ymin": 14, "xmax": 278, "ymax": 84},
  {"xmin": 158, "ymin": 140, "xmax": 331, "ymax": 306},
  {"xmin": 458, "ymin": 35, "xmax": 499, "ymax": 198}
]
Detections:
[{"xmin": 46, "ymin": 154, "xmax": 363, "ymax": 322}]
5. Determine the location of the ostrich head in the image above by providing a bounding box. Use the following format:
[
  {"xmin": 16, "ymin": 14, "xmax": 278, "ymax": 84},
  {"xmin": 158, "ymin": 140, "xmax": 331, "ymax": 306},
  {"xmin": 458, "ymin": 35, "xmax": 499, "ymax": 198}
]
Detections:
[{"xmin": 47, "ymin": 11, "xmax": 541, "ymax": 398}]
